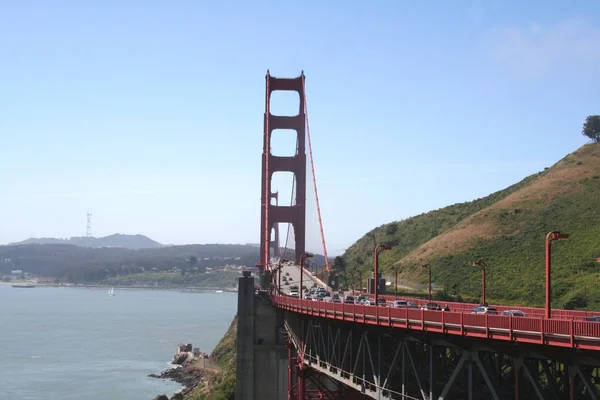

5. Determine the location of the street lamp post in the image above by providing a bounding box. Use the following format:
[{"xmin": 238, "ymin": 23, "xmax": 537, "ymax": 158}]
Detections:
[
  {"xmin": 420, "ymin": 264, "xmax": 432, "ymax": 302},
  {"xmin": 472, "ymin": 260, "xmax": 488, "ymax": 306},
  {"xmin": 373, "ymin": 244, "xmax": 392, "ymax": 306},
  {"xmin": 277, "ymin": 259, "xmax": 288, "ymax": 295},
  {"xmin": 545, "ymin": 231, "xmax": 569, "ymax": 319},
  {"xmin": 277, "ymin": 260, "xmax": 281, "ymax": 294},
  {"xmin": 394, "ymin": 266, "xmax": 400, "ymax": 298},
  {"xmin": 299, "ymin": 253, "xmax": 313, "ymax": 298}
]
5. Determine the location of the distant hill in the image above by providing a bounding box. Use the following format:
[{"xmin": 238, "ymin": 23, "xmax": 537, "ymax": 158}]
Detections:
[
  {"xmin": 10, "ymin": 234, "xmax": 163, "ymax": 250},
  {"xmin": 0, "ymin": 240, "xmax": 329, "ymax": 283},
  {"xmin": 342, "ymin": 143, "xmax": 600, "ymax": 309}
]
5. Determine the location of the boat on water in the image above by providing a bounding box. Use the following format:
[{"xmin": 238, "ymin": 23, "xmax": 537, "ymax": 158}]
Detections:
[
  {"xmin": 12, "ymin": 283, "xmax": 35, "ymax": 288},
  {"xmin": 215, "ymin": 290, "xmax": 224, "ymax": 293},
  {"xmin": 108, "ymin": 287, "xmax": 116, "ymax": 296}
]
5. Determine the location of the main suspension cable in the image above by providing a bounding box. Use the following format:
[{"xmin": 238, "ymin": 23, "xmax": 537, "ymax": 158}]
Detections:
[{"xmin": 302, "ymin": 79, "xmax": 330, "ymax": 272}]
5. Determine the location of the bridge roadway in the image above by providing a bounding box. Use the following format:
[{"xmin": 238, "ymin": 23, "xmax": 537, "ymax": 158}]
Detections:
[
  {"xmin": 272, "ymin": 261, "xmax": 328, "ymax": 295},
  {"xmin": 273, "ymin": 294, "xmax": 600, "ymax": 351}
]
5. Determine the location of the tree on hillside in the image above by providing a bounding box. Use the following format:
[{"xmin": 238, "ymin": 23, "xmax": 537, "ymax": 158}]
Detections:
[
  {"xmin": 332, "ymin": 256, "xmax": 346, "ymax": 274},
  {"xmin": 582, "ymin": 115, "xmax": 600, "ymax": 142}
]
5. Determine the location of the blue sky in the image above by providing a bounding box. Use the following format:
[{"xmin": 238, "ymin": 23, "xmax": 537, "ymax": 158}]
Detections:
[{"xmin": 1, "ymin": 1, "xmax": 599, "ymax": 254}]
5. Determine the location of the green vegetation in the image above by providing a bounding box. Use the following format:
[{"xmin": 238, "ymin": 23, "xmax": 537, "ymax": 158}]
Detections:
[
  {"xmin": 340, "ymin": 143, "xmax": 600, "ymax": 309},
  {"xmin": 0, "ymin": 242, "xmax": 326, "ymax": 286},
  {"xmin": 583, "ymin": 115, "xmax": 600, "ymax": 143},
  {"xmin": 187, "ymin": 317, "xmax": 237, "ymax": 400},
  {"xmin": 0, "ymin": 243, "xmax": 260, "ymax": 284},
  {"xmin": 102, "ymin": 270, "xmax": 242, "ymax": 288}
]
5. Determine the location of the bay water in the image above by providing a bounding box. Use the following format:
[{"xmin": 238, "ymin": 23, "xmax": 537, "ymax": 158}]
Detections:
[{"xmin": 0, "ymin": 284, "xmax": 237, "ymax": 399}]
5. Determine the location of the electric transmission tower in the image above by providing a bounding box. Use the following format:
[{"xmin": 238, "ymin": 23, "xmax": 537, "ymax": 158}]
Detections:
[{"xmin": 86, "ymin": 211, "xmax": 92, "ymax": 237}]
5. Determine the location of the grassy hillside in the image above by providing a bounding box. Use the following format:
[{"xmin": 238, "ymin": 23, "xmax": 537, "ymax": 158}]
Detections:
[{"xmin": 342, "ymin": 143, "xmax": 600, "ymax": 309}]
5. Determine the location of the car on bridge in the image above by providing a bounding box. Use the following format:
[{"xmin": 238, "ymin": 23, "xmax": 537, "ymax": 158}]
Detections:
[
  {"xmin": 392, "ymin": 300, "xmax": 418, "ymax": 308},
  {"xmin": 501, "ymin": 310, "xmax": 527, "ymax": 317},
  {"xmin": 421, "ymin": 302, "xmax": 442, "ymax": 311},
  {"xmin": 365, "ymin": 298, "xmax": 387, "ymax": 307},
  {"xmin": 470, "ymin": 305, "xmax": 498, "ymax": 315}
]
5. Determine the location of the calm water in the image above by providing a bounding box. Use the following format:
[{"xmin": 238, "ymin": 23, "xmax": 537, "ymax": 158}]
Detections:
[{"xmin": 0, "ymin": 285, "xmax": 237, "ymax": 400}]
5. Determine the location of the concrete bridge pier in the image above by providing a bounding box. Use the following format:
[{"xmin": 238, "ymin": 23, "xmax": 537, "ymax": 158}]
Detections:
[{"xmin": 235, "ymin": 271, "xmax": 288, "ymax": 400}]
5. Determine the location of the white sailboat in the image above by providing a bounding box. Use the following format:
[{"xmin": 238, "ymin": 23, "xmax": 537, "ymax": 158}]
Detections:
[{"xmin": 108, "ymin": 287, "xmax": 116, "ymax": 296}]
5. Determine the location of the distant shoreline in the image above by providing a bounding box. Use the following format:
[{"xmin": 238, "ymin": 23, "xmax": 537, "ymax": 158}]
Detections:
[{"xmin": 0, "ymin": 281, "xmax": 238, "ymax": 292}]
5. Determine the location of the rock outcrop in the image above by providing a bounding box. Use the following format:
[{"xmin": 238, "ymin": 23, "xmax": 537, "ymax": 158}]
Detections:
[
  {"xmin": 172, "ymin": 352, "xmax": 189, "ymax": 365},
  {"xmin": 150, "ymin": 317, "xmax": 237, "ymax": 399}
]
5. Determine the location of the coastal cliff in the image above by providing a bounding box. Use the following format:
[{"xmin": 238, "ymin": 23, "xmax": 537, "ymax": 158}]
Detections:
[{"xmin": 152, "ymin": 316, "xmax": 237, "ymax": 400}]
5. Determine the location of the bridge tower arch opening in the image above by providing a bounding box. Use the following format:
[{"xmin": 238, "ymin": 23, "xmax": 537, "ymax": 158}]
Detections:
[{"xmin": 260, "ymin": 71, "xmax": 306, "ymax": 273}]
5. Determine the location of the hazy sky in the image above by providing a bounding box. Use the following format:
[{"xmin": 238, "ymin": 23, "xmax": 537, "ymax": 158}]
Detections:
[{"xmin": 1, "ymin": 1, "xmax": 599, "ymax": 255}]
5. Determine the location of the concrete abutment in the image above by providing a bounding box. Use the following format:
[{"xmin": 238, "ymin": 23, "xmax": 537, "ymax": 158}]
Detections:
[{"xmin": 235, "ymin": 272, "xmax": 288, "ymax": 400}]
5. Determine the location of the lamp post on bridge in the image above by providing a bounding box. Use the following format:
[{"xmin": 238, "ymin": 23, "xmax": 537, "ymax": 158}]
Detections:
[
  {"xmin": 545, "ymin": 231, "xmax": 569, "ymax": 319},
  {"xmin": 373, "ymin": 244, "xmax": 392, "ymax": 306},
  {"xmin": 299, "ymin": 253, "xmax": 313, "ymax": 298},
  {"xmin": 472, "ymin": 260, "xmax": 487, "ymax": 306},
  {"xmin": 420, "ymin": 264, "xmax": 432, "ymax": 302},
  {"xmin": 393, "ymin": 265, "xmax": 401, "ymax": 299},
  {"xmin": 277, "ymin": 259, "xmax": 289, "ymax": 295}
]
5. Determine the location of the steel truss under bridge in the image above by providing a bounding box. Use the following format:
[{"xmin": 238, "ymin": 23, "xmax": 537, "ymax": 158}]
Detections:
[{"xmin": 284, "ymin": 315, "xmax": 600, "ymax": 400}]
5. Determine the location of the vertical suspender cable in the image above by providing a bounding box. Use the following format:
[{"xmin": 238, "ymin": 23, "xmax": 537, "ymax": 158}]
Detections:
[{"xmin": 302, "ymin": 79, "xmax": 330, "ymax": 272}]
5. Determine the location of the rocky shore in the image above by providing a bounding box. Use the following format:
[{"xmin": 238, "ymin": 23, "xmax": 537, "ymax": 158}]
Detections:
[
  {"xmin": 150, "ymin": 361, "xmax": 220, "ymax": 400},
  {"xmin": 150, "ymin": 317, "xmax": 237, "ymax": 400}
]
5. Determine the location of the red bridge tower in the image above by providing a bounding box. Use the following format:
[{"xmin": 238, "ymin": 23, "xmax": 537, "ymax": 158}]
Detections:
[{"xmin": 259, "ymin": 71, "xmax": 306, "ymax": 272}]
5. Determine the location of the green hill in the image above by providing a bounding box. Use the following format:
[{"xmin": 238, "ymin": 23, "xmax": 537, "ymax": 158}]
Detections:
[{"xmin": 341, "ymin": 143, "xmax": 600, "ymax": 309}]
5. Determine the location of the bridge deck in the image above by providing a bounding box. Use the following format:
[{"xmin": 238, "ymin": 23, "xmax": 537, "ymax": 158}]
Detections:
[
  {"xmin": 378, "ymin": 293, "xmax": 600, "ymax": 320},
  {"xmin": 273, "ymin": 295, "xmax": 600, "ymax": 351}
]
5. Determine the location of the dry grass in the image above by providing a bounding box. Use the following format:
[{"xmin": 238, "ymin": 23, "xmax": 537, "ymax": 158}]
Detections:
[{"xmin": 395, "ymin": 144, "xmax": 600, "ymax": 266}]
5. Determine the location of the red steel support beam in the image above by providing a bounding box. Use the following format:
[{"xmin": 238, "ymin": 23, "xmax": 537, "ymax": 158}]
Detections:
[
  {"xmin": 298, "ymin": 367, "xmax": 305, "ymax": 400},
  {"xmin": 270, "ymin": 192, "xmax": 281, "ymax": 259}
]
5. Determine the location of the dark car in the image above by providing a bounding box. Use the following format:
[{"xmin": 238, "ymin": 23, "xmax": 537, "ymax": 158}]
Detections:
[
  {"xmin": 501, "ymin": 310, "xmax": 527, "ymax": 317},
  {"xmin": 421, "ymin": 302, "xmax": 441, "ymax": 311}
]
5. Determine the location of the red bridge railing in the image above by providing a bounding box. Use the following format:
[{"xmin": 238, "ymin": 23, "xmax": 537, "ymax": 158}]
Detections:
[
  {"xmin": 377, "ymin": 293, "xmax": 600, "ymax": 320},
  {"xmin": 272, "ymin": 295, "xmax": 600, "ymax": 351}
]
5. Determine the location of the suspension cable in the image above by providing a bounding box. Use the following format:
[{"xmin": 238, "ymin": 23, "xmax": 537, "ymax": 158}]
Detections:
[
  {"xmin": 282, "ymin": 141, "xmax": 297, "ymax": 260},
  {"xmin": 302, "ymin": 78, "xmax": 330, "ymax": 272}
]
